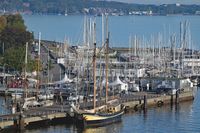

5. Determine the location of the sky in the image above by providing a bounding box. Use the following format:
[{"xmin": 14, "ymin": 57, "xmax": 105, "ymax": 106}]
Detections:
[{"xmin": 108, "ymin": 0, "xmax": 200, "ymax": 5}]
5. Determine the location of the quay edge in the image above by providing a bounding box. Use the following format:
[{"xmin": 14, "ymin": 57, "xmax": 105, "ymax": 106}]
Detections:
[
  {"xmin": 122, "ymin": 90, "xmax": 195, "ymax": 111},
  {"xmin": 0, "ymin": 89, "xmax": 196, "ymax": 131}
]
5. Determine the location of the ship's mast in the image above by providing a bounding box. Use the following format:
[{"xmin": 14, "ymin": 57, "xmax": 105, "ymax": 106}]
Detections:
[
  {"xmin": 24, "ymin": 42, "xmax": 28, "ymax": 99},
  {"xmin": 37, "ymin": 32, "xmax": 41, "ymax": 97},
  {"xmin": 93, "ymin": 21, "xmax": 97, "ymax": 112},
  {"xmin": 99, "ymin": 13, "xmax": 104, "ymax": 99},
  {"xmin": 105, "ymin": 15, "xmax": 109, "ymax": 104}
]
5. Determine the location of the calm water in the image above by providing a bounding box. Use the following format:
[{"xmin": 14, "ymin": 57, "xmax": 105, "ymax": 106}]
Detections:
[{"xmin": 23, "ymin": 15, "xmax": 200, "ymax": 49}]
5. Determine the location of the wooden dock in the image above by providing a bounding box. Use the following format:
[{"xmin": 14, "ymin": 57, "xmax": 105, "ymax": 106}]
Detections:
[
  {"xmin": 0, "ymin": 105, "xmax": 70, "ymax": 130},
  {"xmin": 122, "ymin": 90, "xmax": 195, "ymax": 111},
  {"xmin": 0, "ymin": 89, "xmax": 195, "ymax": 131}
]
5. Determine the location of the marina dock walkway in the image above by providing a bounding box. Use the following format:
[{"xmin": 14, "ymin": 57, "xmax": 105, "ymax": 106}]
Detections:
[{"xmin": 0, "ymin": 90, "xmax": 194, "ymax": 130}]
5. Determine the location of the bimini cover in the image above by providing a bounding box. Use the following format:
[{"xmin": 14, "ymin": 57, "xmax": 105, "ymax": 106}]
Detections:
[
  {"xmin": 53, "ymin": 73, "xmax": 73, "ymax": 84},
  {"xmin": 109, "ymin": 75, "xmax": 126, "ymax": 86}
]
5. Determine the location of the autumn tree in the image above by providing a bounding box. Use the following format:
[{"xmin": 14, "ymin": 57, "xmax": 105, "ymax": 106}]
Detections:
[{"xmin": 0, "ymin": 14, "xmax": 34, "ymax": 72}]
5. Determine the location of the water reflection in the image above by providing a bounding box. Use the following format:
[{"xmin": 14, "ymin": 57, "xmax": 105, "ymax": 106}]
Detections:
[
  {"xmin": 0, "ymin": 96, "xmax": 12, "ymax": 115},
  {"xmin": 83, "ymin": 122, "xmax": 123, "ymax": 133}
]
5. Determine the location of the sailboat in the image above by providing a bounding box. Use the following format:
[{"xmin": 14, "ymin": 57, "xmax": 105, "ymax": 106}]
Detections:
[
  {"xmin": 20, "ymin": 42, "xmax": 41, "ymax": 110},
  {"xmin": 64, "ymin": 8, "xmax": 68, "ymax": 16},
  {"xmin": 22, "ymin": 33, "xmax": 53, "ymax": 110},
  {"xmin": 38, "ymin": 49, "xmax": 54, "ymax": 100},
  {"xmin": 71, "ymin": 18, "xmax": 124, "ymax": 127}
]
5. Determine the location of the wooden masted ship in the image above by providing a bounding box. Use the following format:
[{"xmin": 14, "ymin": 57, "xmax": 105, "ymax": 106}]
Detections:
[{"xmin": 71, "ymin": 18, "xmax": 124, "ymax": 127}]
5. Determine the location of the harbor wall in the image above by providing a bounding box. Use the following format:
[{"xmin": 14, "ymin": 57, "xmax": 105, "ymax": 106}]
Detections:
[
  {"xmin": 0, "ymin": 90, "xmax": 195, "ymax": 131},
  {"xmin": 123, "ymin": 90, "xmax": 194, "ymax": 111}
]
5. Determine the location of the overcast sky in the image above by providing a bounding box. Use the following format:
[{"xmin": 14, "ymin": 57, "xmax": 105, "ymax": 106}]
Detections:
[{"xmin": 108, "ymin": 0, "xmax": 200, "ymax": 5}]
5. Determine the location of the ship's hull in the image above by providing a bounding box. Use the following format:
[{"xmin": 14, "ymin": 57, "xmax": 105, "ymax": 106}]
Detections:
[{"xmin": 75, "ymin": 109, "xmax": 124, "ymax": 127}]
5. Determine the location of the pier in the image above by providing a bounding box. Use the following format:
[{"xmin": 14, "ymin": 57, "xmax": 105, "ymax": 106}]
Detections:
[
  {"xmin": 0, "ymin": 89, "xmax": 195, "ymax": 131},
  {"xmin": 0, "ymin": 105, "xmax": 69, "ymax": 130}
]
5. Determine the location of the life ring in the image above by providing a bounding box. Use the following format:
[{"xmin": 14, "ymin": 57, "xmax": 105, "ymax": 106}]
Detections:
[{"xmin": 157, "ymin": 100, "xmax": 164, "ymax": 107}]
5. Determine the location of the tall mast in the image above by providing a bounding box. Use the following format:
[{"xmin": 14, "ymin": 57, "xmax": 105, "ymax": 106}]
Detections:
[
  {"xmin": 47, "ymin": 49, "xmax": 50, "ymax": 84},
  {"xmin": 25, "ymin": 42, "xmax": 28, "ymax": 98},
  {"xmin": 105, "ymin": 15, "xmax": 109, "ymax": 104},
  {"xmin": 129, "ymin": 35, "xmax": 131, "ymax": 79},
  {"xmin": 89, "ymin": 18, "xmax": 92, "ymax": 47},
  {"xmin": 180, "ymin": 22, "xmax": 183, "ymax": 77},
  {"xmin": 93, "ymin": 21, "xmax": 97, "ymax": 112},
  {"xmin": 98, "ymin": 14, "xmax": 104, "ymax": 100},
  {"xmin": 83, "ymin": 16, "xmax": 86, "ymax": 45},
  {"xmin": 25, "ymin": 43, "xmax": 28, "ymax": 76},
  {"xmin": 102, "ymin": 13, "xmax": 104, "ymax": 47},
  {"xmin": 2, "ymin": 42, "xmax": 5, "ymax": 89},
  {"xmin": 134, "ymin": 35, "xmax": 137, "ymax": 56},
  {"xmin": 37, "ymin": 32, "xmax": 41, "ymax": 97}
]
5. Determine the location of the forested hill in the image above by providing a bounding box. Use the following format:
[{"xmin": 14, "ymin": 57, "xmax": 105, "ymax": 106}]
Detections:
[{"xmin": 1, "ymin": 0, "xmax": 200, "ymax": 15}]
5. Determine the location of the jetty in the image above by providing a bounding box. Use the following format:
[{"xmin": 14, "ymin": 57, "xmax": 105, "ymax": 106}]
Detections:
[
  {"xmin": 0, "ymin": 105, "xmax": 68, "ymax": 130},
  {"xmin": 0, "ymin": 88, "xmax": 195, "ymax": 131}
]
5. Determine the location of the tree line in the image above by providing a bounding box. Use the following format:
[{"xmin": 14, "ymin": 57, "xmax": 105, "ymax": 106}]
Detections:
[
  {"xmin": 1, "ymin": 0, "xmax": 200, "ymax": 15},
  {"xmin": 0, "ymin": 14, "xmax": 37, "ymax": 73}
]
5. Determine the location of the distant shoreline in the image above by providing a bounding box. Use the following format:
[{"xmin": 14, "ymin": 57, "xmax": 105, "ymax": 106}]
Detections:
[
  {"xmin": 21, "ymin": 13, "xmax": 200, "ymax": 17},
  {"xmin": 1, "ymin": 1, "xmax": 200, "ymax": 17}
]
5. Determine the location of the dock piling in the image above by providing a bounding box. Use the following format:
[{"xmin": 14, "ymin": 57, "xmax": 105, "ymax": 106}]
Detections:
[
  {"xmin": 14, "ymin": 113, "xmax": 25, "ymax": 131},
  {"xmin": 176, "ymin": 90, "xmax": 179, "ymax": 104},
  {"xmin": 143, "ymin": 95, "xmax": 147, "ymax": 110},
  {"xmin": 171, "ymin": 94, "xmax": 174, "ymax": 106}
]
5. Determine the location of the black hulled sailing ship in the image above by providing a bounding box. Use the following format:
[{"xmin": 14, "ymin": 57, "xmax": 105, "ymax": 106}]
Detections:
[{"xmin": 71, "ymin": 17, "xmax": 124, "ymax": 127}]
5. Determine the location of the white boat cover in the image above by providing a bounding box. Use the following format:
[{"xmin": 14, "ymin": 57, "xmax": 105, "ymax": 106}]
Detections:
[
  {"xmin": 109, "ymin": 75, "xmax": 126, "ymax": 86},
  {"xmin": 49, "ymin": 73, "xmax": 73, "ymax": 84},
  {"xmin": 28, "ymin": 78, "xmax": 38, "ymax": 83},
  {"xmin": 109, "ymin": 75, "xmax": 128, "ymax": 92}
]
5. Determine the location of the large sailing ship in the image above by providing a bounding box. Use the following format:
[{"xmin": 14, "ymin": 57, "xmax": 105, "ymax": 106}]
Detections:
[{"xmin": 71, "ymin": 16, "xmax": 124, "ymax": 127}]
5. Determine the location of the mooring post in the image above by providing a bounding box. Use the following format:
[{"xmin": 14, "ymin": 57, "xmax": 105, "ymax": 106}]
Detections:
[
  {"xmin": 139, "ymin": 99, "xmax": 142, "ymax": 104},
  {"xmin": 14, "ymin": 118, "xmax": 18, "ymax": 129},
  {"xmin": 176, "ymin": 90, "xmax": 179, "ymax": 104},
  {"xmin": 171, "ymin": 94, "xmax": 174, "ymax": 106},
  {"xmin": 143, "ymin": 94, "xmax": 147, "ymax": 110},
  {"xmin": 18, "ymin": 111, "xmax": 25, "ymax": 131}
]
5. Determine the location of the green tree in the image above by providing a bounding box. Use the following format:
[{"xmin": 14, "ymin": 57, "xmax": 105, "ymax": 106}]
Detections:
[
  {"xmin": 2, "ymin": 46, "xmax": 39, "ymax": 73},
  {"xmin": 0, "ymin": 14, "xmax": 33, "ymax": 55},
  {"xmin": 0, "ymin": 14, "xmax": 34, "ymax": 73},
  {"xmin": 0, "ymin": 16, "xmax": 7, "ymax": 32},
  {"xmin": 0, "ymin": 27, "xmax": 33, "ymax": 52},
  {"xmin": 27, "ymin": 58, "xmax": 42, "ymax": 72},
  {"xmin": 6, "ymin": 14, "xmax": 26, "ymax": 30},
  {"xmin": 3, "ymin": 47, "xmax": 25, "ymax": 71}
]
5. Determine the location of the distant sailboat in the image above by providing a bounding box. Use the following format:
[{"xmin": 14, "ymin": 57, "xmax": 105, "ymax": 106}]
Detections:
[
  {"xmin": 21, "ymin": 42, "xmax": 41, "ymax": 110},
  {"xmin": 64, "ymin": 9, "xmax": 68, "ymax": 16}
]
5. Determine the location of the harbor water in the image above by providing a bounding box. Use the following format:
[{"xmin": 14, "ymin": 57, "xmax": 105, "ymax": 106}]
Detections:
[{"xmin": 23, "ymin": 15, "xmax": 200, "ymax": 49}]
